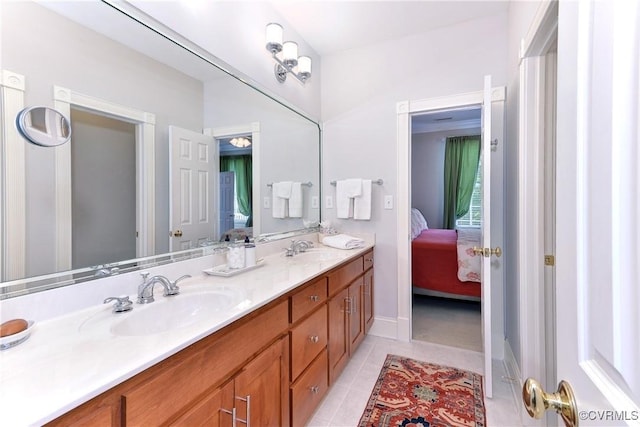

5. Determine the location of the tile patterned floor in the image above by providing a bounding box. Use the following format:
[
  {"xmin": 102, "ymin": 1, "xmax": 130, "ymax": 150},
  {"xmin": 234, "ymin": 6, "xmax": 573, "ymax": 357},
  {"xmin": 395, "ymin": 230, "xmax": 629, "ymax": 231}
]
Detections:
[{"xmin": 307, "ymin": 335, "xmax": 523, "ymax": 426}]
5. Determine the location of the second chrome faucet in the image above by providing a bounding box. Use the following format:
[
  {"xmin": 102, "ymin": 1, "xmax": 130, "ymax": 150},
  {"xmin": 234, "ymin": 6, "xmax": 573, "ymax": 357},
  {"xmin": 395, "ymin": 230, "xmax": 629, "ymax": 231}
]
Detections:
[{"xmin": 137, "ymin": 272, "xmax": 192, "ymax": 304}]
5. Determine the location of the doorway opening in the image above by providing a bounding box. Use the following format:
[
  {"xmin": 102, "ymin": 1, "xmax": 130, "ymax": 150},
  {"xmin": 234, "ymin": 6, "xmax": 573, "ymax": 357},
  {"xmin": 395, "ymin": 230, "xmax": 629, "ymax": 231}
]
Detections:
[
  {"xmin": 218, "ymin": 134, "xmax": 253, "ymax": 241},
  {"xmin": 70, "ymin": 108, "xmax": 136, "ymax": 269},
  {"xmin": 410, "ymin": 107, "xmax": 483, "ymax": 352}
]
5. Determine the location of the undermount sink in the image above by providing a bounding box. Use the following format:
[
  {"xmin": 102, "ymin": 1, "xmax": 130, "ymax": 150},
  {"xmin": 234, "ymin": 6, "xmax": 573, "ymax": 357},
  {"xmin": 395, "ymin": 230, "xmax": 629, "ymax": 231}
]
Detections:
[{"xmin": 80, "ymin": 286, "xmax": 247, "ymax": 337}]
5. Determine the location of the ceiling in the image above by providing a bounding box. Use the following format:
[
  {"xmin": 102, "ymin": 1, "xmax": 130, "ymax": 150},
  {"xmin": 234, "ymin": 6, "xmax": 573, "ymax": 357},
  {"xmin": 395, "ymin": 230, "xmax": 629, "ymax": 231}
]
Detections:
[{"xmin": 269, "ymin": 1, "xmax": 509, "ymax": 56}]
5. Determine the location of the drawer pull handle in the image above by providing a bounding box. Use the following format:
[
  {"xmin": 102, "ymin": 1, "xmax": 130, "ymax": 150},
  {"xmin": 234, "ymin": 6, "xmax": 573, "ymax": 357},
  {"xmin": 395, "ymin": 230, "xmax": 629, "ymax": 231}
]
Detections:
[
  {"xmin": 310, "ymin": 385, "xmax": 320, "ymax": 394},
  {"xmin": 221, "ymin": 407, "xmax": 237, "ymax": 427},
  {"xmin": 235, "ymin": 395, "xmax": 250, "ymax": 427},
  {"xmin": 344, "ymin": 297, "xmax": 351, "ymax": 314},
  {"xmin": 309, "ymin": 335, "xmax": 319, "ymax": 343},
  {"xmin": 309, "ymin": 295, "xmax": 319, "ymax": 302}
]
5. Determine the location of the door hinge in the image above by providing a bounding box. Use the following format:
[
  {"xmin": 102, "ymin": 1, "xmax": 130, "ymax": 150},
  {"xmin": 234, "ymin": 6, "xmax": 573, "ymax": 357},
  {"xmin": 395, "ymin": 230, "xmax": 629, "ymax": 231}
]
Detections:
[{"xmin": 544, "ymin": 255, "xmax": 555, "ymax": 266}]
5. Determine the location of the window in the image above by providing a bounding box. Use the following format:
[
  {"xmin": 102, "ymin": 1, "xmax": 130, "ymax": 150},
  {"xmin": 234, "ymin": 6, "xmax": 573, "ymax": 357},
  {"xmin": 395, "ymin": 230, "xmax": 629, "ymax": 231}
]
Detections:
[
  {"xmin": 456, "ymin": 157, "xmax": 482, "ymax": 228},
  {"xmin": 233, "ymin": 181, "xmax": 249, "ymax": 228}
]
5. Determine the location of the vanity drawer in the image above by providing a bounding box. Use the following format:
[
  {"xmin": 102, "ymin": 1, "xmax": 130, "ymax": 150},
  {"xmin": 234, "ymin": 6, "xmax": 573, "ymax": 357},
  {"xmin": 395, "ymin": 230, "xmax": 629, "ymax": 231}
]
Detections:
[
  {"xmin": 290, "ymin": 305, "xmax": 327, "ymax": 381},
  {"xmin": 291, "ymin": 349, "xmax": 328, "ymax": 427},
  {"xmin": 291, "ymin": 277, "xmax": 327, "ymax": 323},
  {"xmin": 363, "ymin": 249, "xmax": 374, "ymax": 271},
  {"xmin": 328, "ymin": 257, "xmax": 363, "ymax": 296}
]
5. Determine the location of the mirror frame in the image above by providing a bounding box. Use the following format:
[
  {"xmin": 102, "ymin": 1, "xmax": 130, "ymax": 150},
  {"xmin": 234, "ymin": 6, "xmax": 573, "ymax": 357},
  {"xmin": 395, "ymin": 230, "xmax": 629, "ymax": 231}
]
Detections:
[{"xmin": 0, "ymin": 0, "xmax": 322, "ymax": 299}]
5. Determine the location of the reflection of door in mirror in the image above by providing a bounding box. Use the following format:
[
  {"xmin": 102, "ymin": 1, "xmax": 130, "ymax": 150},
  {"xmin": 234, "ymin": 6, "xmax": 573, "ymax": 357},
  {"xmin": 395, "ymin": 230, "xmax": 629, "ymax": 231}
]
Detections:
[
  {"xmin": 169, "ymin": 126, "xmax": 217, "ymax": 251},
  {"xmin": 70, "ymin": 109, "xmax": 136, "ymax": 269}
]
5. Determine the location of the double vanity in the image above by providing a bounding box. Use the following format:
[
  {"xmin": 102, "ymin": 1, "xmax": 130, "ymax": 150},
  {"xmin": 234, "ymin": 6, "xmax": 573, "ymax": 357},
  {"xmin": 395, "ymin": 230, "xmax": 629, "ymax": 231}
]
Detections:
[{"xmin": 0, "ymin": 235, "xmax": 374, "ymax": 426}]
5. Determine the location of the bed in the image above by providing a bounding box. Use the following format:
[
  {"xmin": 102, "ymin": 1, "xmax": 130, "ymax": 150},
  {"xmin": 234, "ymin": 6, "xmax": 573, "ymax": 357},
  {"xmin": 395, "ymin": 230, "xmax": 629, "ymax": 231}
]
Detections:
[{"xmin": 411, "ymin": 209, "xmax": 481, "ymax": 301}]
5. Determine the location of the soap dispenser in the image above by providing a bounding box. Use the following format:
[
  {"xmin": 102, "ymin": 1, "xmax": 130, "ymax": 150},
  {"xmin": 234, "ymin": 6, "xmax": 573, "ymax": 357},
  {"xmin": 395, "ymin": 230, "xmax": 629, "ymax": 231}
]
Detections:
[{"xmin": 244, "ymin": 236, "xmax": 256, "ymax": 267}]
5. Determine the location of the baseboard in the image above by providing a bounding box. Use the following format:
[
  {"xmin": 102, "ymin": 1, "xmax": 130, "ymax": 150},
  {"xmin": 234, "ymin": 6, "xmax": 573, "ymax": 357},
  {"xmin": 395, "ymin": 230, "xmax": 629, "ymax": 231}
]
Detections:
[
  {"xmin": 503, "ymin": 340, "xmax": 526, "ymax": 426},
  {"xmin": 368, "ymin": 315, "xmax": 398, "ymax": 340}
]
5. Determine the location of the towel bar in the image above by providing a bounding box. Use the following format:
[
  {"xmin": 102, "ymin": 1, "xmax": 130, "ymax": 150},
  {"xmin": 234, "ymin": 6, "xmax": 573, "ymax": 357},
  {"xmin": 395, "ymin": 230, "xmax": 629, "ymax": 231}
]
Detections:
[
  {"xmin": 330, "ymin": 179, "xmax": 383, "ymax": 186},
  {"xmin": 267, "ymin": 181, "xmax": 313, "ymax": 187}
]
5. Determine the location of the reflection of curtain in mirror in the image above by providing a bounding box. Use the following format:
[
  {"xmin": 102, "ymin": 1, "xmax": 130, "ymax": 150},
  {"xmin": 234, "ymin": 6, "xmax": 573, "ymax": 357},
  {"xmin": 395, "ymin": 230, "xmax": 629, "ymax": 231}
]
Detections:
[
  {"xmin": 220, "ymin": 155, "xmax": 253, "ymax": 227},
  {"xmin": 443, "ymin": 135, "xmax": 481, "ymax": 229}
]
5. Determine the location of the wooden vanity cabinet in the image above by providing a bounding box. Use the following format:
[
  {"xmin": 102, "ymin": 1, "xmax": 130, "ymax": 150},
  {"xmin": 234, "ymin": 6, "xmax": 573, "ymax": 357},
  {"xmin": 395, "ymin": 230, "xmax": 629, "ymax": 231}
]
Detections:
[
  {"xmin": 288, "ymin": 276, "xmax": 329, "ymax": 427},
  {"xmin": 327, "ymin": 249, "xmax": 374, "ymax": 385},
  {"xmin": 48, "ymin": 248, "xmax": 374, "ymax": 427}
]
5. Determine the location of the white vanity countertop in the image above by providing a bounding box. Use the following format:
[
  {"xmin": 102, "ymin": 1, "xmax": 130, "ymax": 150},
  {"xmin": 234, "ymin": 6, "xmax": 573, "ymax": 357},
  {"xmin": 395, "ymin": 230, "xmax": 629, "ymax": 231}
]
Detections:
[{"xmin": 0, "ymin": 241, "xmax": 374, "ymax": 426}]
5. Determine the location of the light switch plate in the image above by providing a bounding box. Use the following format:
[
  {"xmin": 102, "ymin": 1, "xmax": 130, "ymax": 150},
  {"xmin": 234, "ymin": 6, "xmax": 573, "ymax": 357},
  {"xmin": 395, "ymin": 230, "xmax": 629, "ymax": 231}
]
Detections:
[
  {"xmin": 263, "ymin": 197, "xmax": 271, "ymax": 209},
  {"xmin": 384, "ymin": 195, "xmax": 393, "ymax": 209},
  {"xmin": 325, "ymin": 196, "xmax": 333, "ymax": 209},
  {"xmin": 311, "ymin": 196, "xmax": 319, "ymax": 209}
]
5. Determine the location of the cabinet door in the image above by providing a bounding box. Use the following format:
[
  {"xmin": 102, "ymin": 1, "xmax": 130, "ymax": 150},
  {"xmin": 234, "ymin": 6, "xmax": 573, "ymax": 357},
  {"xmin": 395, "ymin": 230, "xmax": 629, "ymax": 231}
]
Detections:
[
  {"xmin": 172, "ymin": 380, "xmax": 234, "ymax": 427},
  {"xmin": 328, "ymin": 287, "xmax": 349, "ymax": 384},
  {"xmin": 235, "ymin": 337, "xmax": 289, "ymax": 427},
  {"xmin": 348, "ymin": 277, "xmax": 365, "ymax": 353},
  {"xmin": 363, "ymin": 268, "xmax": 374, "ymax": 334}
]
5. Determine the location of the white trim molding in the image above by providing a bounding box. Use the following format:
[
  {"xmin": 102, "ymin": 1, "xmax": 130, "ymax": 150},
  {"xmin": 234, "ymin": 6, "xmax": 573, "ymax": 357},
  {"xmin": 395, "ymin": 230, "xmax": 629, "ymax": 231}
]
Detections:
[
  {"xmin": 53, "ymin": 86, "xmax": 156, "ymax": 269},
  {"xmin": 0, "ymin": 70, "xmax": 27, "ymax": 281},
  {"xmin": 396, "ymin": 87, "xmax": 506, "ymax": 345},
  {"xmin": 207, "ymin": 122, "xmax": 262, "ymax": 238}
]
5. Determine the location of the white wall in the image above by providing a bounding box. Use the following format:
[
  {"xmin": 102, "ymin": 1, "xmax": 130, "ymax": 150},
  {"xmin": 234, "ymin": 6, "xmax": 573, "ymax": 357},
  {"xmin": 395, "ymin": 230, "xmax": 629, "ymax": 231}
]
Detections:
[
  {"xmin": 129, "ymin": 1, "xmax": 322, "ymax": 120},
  {"xmin": 504, "ymin": 0, "xmax": 544, "ymax": 372},
  {"xmin": 321, "ymin": 14, "xmax": 509, "ymax": 323}
]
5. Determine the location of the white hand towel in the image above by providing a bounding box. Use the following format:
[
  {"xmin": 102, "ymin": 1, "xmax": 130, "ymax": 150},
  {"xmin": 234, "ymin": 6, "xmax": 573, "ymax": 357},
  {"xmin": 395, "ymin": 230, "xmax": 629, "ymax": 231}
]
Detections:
[
  {"xmin": 288, "ymin": 182, "xmax": 303, "ymax": 218},
  {"xmin": 353, "ymin": 179, "xmax": 372, "ymax": 220},
  {"xmin": 321, "ymin": 233, "xmax": 365, "ymax": 250},
  {"xmin": 272, "ymin": 181, "xmax": 291, "ymax": 218},
  {"xmin": 274, "ymin": 181, "xmax": 292, "ymax": 199},
  {"xmin": 336, "ymin": 179, "xmax": 362, "ymax": 219}
]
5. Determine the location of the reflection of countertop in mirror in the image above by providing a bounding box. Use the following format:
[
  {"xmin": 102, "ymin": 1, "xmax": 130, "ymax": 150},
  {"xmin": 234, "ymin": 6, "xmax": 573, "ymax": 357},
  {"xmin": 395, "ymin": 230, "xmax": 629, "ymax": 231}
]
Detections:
[{"xmin": 0, "ymin": 234, "xmax": 374, "ymax": 426}]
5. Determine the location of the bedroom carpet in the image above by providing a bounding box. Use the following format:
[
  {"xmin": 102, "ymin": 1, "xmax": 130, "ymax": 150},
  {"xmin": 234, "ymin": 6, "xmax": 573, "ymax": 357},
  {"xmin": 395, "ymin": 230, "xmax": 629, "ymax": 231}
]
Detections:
[
  {"xmin": 412, "ymin": 295, "xmax": 482, "ymax": 352},
  {"xmin": 358, "ymin": 354, "xmax": 486, "ymax": 427}
]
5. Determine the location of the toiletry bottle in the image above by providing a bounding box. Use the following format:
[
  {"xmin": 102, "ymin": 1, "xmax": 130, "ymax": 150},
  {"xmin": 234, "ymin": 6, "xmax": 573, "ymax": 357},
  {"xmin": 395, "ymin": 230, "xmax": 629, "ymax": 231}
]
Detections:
[{"xmin": 244, "ymin": 236, "xmax": 256, "ymax": 267}]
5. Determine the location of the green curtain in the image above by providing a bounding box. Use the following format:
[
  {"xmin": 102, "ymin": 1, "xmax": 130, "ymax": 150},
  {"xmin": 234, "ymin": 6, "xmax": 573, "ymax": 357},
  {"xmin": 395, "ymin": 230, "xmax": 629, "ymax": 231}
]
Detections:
[
  {"xmin": 220, "ymin": 155, "xmax": 253, "ymax": 227},
  {"xmin": 443, "ymin": 135, "xmax": 481, "ymax": 229}
]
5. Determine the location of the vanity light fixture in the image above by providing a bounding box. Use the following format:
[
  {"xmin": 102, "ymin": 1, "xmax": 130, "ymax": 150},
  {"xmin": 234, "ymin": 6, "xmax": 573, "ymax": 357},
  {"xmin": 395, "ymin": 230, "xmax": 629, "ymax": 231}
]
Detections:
[
  {"xmin": 229, "ymin": 137, "xmax": 251, "ymax": 148},
  {"xmin": 265, "ymin": 23, "xmax": 312, "ymax": 84}
]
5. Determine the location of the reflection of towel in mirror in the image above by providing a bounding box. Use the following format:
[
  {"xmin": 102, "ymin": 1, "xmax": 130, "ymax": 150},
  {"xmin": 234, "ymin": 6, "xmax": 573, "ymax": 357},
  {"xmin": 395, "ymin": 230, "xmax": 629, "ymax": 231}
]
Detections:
[
  {"xmin": 336, "ymin": 179, "xmax": 362, "ymax": 219},
  {"xmin": 322, "ymin": 233, "xmax": 365, "ymax": 249},
  {"xmin": 353, "ymin": 179, "xmax": 371, "ymax": 220},
  {"xmin": 272, "ymin": 181, "xmax": 292, "ymax": 218},
  {"xmin": 288, "ymin": 182, "xmax": 303, "ymax": 218}
]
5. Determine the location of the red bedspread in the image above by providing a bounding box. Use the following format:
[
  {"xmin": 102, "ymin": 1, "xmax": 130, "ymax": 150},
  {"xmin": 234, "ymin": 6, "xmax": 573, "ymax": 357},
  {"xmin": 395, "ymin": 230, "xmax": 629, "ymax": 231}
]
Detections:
[{"xmin": 411, "ymin": 229, "xmax": 481, "ymax": 298}]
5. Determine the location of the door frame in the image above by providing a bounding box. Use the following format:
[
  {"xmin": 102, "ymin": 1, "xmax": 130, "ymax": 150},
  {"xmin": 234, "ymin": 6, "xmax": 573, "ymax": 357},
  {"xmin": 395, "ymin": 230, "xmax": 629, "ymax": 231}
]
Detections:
[
  {"xmin": 206, "ymin": 122, "xmax": 261, "ymax": 238},
  {"xmin": 513, "ymin": 1, "xmax": 558, "ymax": 424},
  {"xmin": 54, "ymin": 86, "xmax": 156, "ymax": 270},
  {"xmin": 396, "ymin": 86, "xmax": 506, "ymax": 344}
]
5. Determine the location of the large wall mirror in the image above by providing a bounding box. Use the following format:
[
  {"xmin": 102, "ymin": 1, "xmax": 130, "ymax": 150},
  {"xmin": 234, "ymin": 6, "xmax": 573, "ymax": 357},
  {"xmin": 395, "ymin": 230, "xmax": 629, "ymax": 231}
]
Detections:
[{"xmin": 0, "ymin": 1, "xmax": 321, "ymax": 298}]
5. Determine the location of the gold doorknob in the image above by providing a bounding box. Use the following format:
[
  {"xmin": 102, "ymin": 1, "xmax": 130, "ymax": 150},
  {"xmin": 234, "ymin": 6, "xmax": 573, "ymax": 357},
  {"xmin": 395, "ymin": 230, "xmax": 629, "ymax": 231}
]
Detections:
[
  {"xmin": 523, "ymin": 378, "xmax": 578, "ymax": 427},
  {"xmin": 472, "ymin": 246, "xmax": 502, "ymax": 257},
  {"xmin": 172, "ymin": 230, "xmax": 183, "ymax": 237}
]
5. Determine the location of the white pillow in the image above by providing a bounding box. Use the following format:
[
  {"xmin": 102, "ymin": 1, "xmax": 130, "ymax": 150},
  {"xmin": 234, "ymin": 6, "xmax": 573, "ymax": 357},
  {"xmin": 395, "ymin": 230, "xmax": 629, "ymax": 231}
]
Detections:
[{"xmin": 410, "ymin": 208, "xmax": 429, "ymax": 239}]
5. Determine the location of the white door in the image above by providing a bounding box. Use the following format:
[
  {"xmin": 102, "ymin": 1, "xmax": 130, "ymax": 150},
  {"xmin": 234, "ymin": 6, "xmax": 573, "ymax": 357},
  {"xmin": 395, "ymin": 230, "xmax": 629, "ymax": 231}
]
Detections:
[
  {"xmin": 480, "ymin": 74, "xmax": 495, "ymax": 399},
  {"xmin": 219, "ymin": 171, "xmax": 235, "ymax": 236},
  {"xmin": 524, "ymin": 1, "xmax": 640, "ymax": 424},
  {"xmin": 169, "ymin": 126, "xmax": 217, "ymax": 251}
]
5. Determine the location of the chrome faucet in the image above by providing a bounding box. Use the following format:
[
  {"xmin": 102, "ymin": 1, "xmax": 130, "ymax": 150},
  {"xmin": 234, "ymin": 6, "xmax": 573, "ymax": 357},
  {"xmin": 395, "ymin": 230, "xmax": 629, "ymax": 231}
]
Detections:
[
  {"xmin": 137, "ymin": 272, "xmax": 192, "ymax": 304},
  {"xmin": 285, "ymin": 239, "xmax": 314, "ymax": 257}
]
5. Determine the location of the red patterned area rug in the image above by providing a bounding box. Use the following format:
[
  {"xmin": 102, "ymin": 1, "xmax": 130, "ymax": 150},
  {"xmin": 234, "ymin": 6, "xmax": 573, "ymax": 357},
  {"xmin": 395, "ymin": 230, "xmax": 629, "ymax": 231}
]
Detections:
[{"xmin": 358, "ymin": 354, "xmax": 486, "ymax": 427}]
